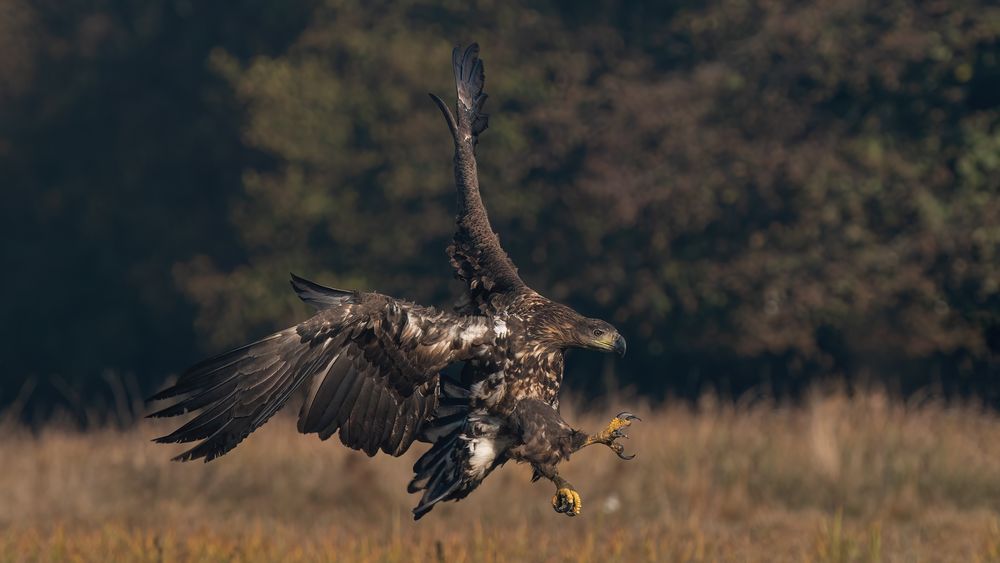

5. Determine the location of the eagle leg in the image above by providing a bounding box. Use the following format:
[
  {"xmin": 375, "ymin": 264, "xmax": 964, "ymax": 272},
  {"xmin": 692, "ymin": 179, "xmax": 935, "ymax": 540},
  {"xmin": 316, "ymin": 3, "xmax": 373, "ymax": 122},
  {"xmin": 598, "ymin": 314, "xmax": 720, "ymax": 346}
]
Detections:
[
  {"xmin": 536, "ymin": 466, "xmax": 582, "ymax": 517},
  {"xmin": 578, "ymin": 411, "xmax": 641, "ymax": 460}
]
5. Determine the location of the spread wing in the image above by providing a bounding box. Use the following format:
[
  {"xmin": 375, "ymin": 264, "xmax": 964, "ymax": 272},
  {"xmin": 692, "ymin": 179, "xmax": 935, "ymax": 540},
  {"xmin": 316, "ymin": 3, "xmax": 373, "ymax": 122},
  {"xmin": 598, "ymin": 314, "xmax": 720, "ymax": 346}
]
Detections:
[
  {"xmin": 430, "ymin": 43, "xmax": 528, "ymax": 314},
  {"xmin": 148, "ymin": 274, "xmax": 499, "ymax": 462}
]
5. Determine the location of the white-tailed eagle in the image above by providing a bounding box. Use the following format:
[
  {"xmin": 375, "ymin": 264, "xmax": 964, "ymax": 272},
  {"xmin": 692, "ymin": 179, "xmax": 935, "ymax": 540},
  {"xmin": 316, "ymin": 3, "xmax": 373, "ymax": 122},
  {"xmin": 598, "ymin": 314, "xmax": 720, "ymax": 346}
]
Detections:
[{"xmin": 148, "ymin": 43, "xmax": 638, "ymax": 519}]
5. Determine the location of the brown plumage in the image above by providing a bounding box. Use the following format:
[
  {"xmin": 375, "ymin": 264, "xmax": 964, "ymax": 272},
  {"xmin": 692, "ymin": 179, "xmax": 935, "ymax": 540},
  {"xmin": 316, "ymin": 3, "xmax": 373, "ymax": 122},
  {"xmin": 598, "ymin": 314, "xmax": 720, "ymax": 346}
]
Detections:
[{"xmin": 149, "ymin": 43, "xmax": 632, "ymax": 520}]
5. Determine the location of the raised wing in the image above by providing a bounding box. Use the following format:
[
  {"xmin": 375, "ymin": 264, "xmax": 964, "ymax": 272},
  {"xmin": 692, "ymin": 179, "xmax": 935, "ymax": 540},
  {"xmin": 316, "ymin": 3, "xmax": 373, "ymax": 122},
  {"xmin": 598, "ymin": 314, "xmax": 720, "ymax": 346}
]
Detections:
[
  {"xmin": 148, "ymin": 275, "xmax": 500, "ymax": 462},
  {"xmin": 430, "ymin": 43, "xmax": 528, "ymax": 314}
]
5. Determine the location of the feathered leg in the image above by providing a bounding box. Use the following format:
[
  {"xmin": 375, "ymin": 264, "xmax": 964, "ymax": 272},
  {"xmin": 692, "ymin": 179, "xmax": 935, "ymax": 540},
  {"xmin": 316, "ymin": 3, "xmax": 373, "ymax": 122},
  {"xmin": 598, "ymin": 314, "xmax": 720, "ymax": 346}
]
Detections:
[{"xmin": 510, "ymin": 402, "xmax": 640, "ymax": 516}]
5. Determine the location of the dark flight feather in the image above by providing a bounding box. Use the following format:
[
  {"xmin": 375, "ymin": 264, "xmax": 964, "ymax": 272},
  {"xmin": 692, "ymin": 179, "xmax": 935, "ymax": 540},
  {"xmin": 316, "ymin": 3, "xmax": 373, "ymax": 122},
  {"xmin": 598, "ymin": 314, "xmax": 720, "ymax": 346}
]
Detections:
[
  {"xmin": 149, "ymin": 277, "xmax": 499, "ymax": 462},
  {"xmin": 289, "ymin": 273, "xmax": 353, "ymax": 310}
]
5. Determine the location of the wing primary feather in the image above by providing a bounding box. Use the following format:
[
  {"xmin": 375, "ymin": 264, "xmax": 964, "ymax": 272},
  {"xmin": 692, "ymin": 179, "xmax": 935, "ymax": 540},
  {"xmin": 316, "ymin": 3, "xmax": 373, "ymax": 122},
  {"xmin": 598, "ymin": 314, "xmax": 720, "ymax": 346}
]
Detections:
[
  {"xmin": 153, "ymin": 398, "xmax": 234, "ymax": 444},
  {"xmin": 313, "ymin": 353, "xmax": 357, "ymax": 439},
  {"xmin": 171, "ymin": 416, "xmax": 244, "ymax": 462},
  {"xmin": 351, "ymin": 375, "xmax": 381, "ymax": 455},
  {"xmin": 297, "ymin": 350, "xmax": 344, "ymax": 433},
  {"xmin": 147, "ymin": 383, "xmax": 239, "ymax": 419},
  {"xmin": 146, "ymin": 334, "xmax": 285, "ymax": 402},
  {"xmin": 369, "ymin": 387, "xmax": 395, "ymax": 454},
  {"xmin": 362, "ymin": 387, "xmax": 386, "ymax": 456},
  {"xmin": 340, "ymin": 372, "xmax": 372, "ymax": 449},
  {"xmin": 396, "ymin": 392, "xmax": 428, "ymax": 455},
  {"xmin": 387, "ymin": 397, "xmax": 415, "ymax": 455},
  {"xmin": 335, "ymin": 362, "xmax": 367, "ymax": 446},
  {"xmin": 289, "ymin": 273, "xmax": 354, "ymax": 310}
]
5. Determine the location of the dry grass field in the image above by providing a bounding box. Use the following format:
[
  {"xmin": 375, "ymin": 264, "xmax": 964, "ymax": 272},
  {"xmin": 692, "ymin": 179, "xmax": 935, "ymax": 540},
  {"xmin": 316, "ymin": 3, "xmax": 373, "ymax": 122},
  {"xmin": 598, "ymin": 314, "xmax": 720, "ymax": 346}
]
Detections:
[{"xmin": 2, "ymin": 387, "xmax": 999, "ymax": 562}]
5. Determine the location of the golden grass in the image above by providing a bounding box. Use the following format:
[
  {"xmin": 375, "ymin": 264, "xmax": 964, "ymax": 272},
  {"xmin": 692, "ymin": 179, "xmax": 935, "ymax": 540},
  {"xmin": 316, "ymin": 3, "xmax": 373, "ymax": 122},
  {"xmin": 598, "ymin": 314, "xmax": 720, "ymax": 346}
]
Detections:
[{"xmin": 2, "ymin": 387, "xmax": 999, "ymax": 562}]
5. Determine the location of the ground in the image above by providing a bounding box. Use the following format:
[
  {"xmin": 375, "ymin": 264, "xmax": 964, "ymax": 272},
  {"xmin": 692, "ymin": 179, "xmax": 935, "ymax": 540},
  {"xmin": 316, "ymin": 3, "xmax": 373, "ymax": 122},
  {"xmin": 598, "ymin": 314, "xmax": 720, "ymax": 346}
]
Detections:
[{"xmin": 1, "ymin": 387, "xmax": 999, "ymax": 562}]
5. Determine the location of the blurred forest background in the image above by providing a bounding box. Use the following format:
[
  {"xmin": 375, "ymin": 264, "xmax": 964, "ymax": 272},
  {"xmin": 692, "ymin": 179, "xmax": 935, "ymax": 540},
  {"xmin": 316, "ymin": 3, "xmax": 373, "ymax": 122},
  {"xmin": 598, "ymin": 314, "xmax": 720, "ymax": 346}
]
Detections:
[{"xmin": 2, "ymin": 0, "xmax": 999, "ymax": 420}]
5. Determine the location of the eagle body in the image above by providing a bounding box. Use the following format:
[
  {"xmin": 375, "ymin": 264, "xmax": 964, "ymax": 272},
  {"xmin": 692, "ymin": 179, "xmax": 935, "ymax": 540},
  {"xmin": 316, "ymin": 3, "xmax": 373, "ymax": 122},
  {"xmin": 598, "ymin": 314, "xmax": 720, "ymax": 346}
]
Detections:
[{"xmin": 149, "ymin": 43, "xmax": 629, "ymax": 520}]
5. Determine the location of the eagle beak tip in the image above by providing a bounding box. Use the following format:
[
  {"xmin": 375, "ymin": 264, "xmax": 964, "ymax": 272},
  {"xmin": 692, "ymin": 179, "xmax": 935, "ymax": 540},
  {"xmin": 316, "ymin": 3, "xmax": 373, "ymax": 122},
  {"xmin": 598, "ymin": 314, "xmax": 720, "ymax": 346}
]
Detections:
[{"xmin": 614, "ymin": 335, "xmax": 627, "ymax": 357}]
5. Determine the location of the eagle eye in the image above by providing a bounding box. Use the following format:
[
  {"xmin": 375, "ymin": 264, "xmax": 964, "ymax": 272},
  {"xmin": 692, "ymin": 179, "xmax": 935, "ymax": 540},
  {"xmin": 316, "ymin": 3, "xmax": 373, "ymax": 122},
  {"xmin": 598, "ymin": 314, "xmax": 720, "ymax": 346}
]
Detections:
[{"xmin": 592, "ymin": 328, "xmax": 605, "ymax": 337}]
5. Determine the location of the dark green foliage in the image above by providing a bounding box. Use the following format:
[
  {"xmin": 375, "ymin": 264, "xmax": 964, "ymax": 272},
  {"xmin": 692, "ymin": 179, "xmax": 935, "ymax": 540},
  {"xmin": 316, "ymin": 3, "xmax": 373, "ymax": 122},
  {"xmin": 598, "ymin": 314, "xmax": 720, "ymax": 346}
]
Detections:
[{"xmin": 2, "ymin": 0, "xmax": 998, "ymax": 414}]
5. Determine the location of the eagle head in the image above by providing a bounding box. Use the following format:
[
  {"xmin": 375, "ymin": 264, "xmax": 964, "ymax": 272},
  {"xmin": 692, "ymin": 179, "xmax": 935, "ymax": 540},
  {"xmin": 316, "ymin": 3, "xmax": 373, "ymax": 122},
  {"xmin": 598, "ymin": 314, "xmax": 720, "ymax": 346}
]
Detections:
[
  {"xmin": 574, "ymin": 317, "xmax": 627, "ymax": 357},
  {"xmin": 530, "ymin": 303, "xmax": 627, "ymax": 357}
]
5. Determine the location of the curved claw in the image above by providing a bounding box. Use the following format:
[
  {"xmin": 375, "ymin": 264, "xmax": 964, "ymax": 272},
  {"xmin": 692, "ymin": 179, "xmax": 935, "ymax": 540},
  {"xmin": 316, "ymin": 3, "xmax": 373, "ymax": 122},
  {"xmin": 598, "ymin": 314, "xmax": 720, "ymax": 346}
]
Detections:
[
  {"xmin": 611, "ymin": 442, "xmax": 637, "ymax": 461},
  {"xmin": 616, "ymin": 411, "xmax": 642, "ymax": 422}
]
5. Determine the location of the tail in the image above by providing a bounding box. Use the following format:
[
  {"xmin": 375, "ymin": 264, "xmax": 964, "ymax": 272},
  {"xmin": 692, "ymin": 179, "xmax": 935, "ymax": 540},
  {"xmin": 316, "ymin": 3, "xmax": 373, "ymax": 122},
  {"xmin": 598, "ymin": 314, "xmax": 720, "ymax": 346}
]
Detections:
[
  {"xmin": 408, "ymin": 427, "xmax": 469, "ymax": 520},
  {"xmin": 417, "ymin": 375, "xmax": 470, "ymax": 444},
  {"xmin": 408, "ymin": 380, "xmax": 506, "ymax": 520},
  {"xmin": 429, "ymin": 43, "xmax": 489, "ymax": 147},
  {"xmin": 409, "ymin": 375, "xmax": 471, "ymax": 517}
]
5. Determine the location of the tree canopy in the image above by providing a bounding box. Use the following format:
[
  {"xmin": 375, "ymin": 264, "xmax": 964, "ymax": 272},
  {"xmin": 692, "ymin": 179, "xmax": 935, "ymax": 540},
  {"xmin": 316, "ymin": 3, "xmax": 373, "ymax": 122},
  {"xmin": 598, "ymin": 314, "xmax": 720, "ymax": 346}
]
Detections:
[{"xmin": 3, "ymin": 0, "xmax": 998, "ymax": 417}]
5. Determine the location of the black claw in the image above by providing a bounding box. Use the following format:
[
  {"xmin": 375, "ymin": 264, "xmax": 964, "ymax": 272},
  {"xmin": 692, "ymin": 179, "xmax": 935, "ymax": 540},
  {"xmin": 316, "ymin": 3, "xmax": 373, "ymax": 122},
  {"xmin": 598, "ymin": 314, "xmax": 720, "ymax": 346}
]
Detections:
[
  {"xmin": 611, "ymin": 442, "xmax": 636, "ymax": 460},
  {"xmin": 616, "ymin": 411, "xmax": 641, "ymax": 422}
]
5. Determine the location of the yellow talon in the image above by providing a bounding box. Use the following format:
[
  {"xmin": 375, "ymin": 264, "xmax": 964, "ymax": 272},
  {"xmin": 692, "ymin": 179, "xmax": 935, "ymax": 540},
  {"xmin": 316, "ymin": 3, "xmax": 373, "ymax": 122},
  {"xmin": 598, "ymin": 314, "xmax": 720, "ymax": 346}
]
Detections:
[
  {"xmin": 552, "ymin": 487, "xmax": 582, "ymax": 517},
  {"xmin": 583, "ymin": 412, "xmax": 641, "ymax": 460},
  {"xmin": 589, "ymin": 416, "xmax": 633, "ymax": 445},
  {"xmin": 606, "ymin": 416, "xmax": 632, "ymax": 434}
]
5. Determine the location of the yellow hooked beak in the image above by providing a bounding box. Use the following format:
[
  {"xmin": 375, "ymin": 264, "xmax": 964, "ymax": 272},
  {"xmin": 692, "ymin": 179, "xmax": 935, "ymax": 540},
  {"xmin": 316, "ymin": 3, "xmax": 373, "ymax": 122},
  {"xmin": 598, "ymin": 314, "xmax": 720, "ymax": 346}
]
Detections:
[{"xmin": 593, "ymin": 333, "xmax": 627, "ymax": 357}]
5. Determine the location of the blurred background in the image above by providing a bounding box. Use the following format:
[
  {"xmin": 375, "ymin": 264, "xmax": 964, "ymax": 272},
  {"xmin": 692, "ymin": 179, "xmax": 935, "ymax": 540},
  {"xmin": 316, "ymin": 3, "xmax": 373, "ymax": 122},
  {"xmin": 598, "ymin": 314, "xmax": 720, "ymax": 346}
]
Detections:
[
  {"xmin": 3, "ymin": 2, "xmax": 1000, "ymax": 560},
  {"xmin": 2, "ymin": 0, "xmax": 998, "ymax": 417}
]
